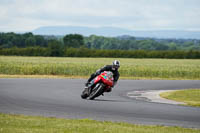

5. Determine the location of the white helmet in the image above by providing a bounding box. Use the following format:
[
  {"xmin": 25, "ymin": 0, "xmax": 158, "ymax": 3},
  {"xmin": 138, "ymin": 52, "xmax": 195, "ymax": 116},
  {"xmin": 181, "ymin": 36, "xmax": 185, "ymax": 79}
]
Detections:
[{"xmin": 112, "ymin": 60, "xmax": 120, "ymax": 68}]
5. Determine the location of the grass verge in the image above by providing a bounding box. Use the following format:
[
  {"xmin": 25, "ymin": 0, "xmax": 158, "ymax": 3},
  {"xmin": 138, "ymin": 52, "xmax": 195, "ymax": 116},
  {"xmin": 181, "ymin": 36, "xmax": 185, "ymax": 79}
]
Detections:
[
  {"xmin": 0, "ymin": 74, "xmax": 192, "ymax": 80},
  {"xmin": 0, "ymin": 113, "xmax": 200, "ymax": 133},
  {"xmin": 160, "ymin": 89, "xmax": 200, "ymax": 107}
]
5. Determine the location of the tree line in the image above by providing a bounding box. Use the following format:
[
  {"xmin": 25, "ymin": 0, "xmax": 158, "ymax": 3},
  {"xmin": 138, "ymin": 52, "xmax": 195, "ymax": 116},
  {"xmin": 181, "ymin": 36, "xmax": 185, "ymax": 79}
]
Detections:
[
  {"xmin": 0, "ymin": 32, "xmax": 48, "ymax": 48},
  {"xmin": 84, "ymin": 35, "xmax": 200, "ymax": 50},
  {"xmin": 1, "ymin": 32, "xmax": 200, "ymax": 50},
  {"xmin": 0, "ymin": 32, "xmax": 200, "ymax": 59}
]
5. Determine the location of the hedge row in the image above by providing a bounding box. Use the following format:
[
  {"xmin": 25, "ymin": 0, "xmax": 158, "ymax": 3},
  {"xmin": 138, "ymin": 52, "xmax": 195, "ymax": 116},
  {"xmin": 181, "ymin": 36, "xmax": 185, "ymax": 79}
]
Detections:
[{"xmin": 0, "ymin": 47, "xmax": 200, "ymax": 59}]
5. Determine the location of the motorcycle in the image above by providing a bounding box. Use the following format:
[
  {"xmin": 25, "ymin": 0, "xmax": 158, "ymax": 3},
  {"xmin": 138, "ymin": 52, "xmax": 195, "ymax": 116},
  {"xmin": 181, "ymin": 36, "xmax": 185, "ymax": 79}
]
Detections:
[{"xmin": 81, "ymin": 71, "xmax": 114, "ymax": 100}]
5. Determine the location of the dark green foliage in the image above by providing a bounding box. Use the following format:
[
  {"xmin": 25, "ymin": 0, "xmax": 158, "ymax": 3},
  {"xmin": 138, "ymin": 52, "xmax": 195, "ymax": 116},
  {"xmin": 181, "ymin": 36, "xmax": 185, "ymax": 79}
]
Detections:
[
  {"xmin": 63, "ymin": 34, "xmax": 84, "ymax": 48},
  {"xmin": 84, "ymin": 35, "xmax": 200, "ymax": 50},
  {"xmin": 1, "ymin": 47, "xmax": 200, "ymax": 59},
  {"xmin": 35, "ymin": 35, "xmax": 48, "ymax": 47},
  {"xmin": 0, "ymin": 32, "xmax": 200, "ymax": 59},
  {"xmin": 0, "ymin": 32, "xmax": 48, "ymax": 48},
  {"xmin": 63, "ymin": 48, "xmax": 200, "ymax": 59},
  {"xmin": 47, "ymin": 40, "xmax": 63, "ymax": 56},
  {"xmin": 0, "ymin": 47, "xmax": 48, "ymax": 56},
  {"xmin": 25, "ymin": 37, "xmax": 36, "ymax": 46}
]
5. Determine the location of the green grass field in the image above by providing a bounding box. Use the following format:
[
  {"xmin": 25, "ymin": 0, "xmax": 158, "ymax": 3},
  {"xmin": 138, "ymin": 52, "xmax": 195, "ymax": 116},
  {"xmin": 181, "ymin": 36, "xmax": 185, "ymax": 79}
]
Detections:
[
  {"xmin": 1, "ymin": 57, "xmax": 200, "ymax": 132},
  {"xmin": 0, "ymin": 56, "xmax": 200, "ymax": 79},
  {"xmin": 0, "ymin": 113, "xmax": 200, "ymax": 133},
  {"xmin": 160, "ymin": 89, "xmax": 200, "ymax": 107}
]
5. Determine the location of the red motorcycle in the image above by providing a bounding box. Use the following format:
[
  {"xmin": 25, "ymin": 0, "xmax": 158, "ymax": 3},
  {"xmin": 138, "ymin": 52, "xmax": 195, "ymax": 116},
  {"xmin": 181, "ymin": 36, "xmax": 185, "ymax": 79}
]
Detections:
[{"xmin": 81, "ymin": 71, "xmax": 114, "ymax": 100}]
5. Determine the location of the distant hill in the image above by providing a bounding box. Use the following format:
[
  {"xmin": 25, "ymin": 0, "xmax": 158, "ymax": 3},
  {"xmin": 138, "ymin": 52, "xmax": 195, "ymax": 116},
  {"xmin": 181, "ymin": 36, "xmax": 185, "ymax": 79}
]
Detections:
[{"xmin": 32, "ymin": 26, "xmax": 200, "ymax": 39}]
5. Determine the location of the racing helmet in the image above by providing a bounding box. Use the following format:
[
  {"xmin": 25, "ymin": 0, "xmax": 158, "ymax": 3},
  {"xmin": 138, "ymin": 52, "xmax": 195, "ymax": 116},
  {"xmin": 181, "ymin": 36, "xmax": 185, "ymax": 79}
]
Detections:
[{"xmin": 112, "ymin": 60, "xmax": 120, "ymax": 69}]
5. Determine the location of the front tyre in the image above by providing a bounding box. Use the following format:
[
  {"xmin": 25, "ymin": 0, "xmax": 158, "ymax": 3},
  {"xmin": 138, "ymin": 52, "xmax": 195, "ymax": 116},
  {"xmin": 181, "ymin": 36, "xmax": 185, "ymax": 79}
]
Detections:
[
  {"xmin": 81, "ymin": 93, "xmax": 88, "ymax": 99},
  {"xmin": 81, "ymin": 90, "xmax": 88, "ymax": 99},
  {"xmin": 89, "ymin": 83, "xmax": 104, "ymax": 100}
]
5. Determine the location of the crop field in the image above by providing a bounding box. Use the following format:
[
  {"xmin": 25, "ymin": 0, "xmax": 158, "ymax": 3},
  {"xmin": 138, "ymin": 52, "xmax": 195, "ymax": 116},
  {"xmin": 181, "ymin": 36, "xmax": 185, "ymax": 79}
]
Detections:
[{"xmin": 0, "ymin": 56, "xmax": 200, "ymax": 79}]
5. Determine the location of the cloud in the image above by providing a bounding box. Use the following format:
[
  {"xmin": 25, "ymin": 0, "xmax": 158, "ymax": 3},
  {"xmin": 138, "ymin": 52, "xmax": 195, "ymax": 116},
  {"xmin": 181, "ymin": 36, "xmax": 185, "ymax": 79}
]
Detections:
[{"xmin": 0, "ymin": 0, "xmax": 200, "ymax": 32}]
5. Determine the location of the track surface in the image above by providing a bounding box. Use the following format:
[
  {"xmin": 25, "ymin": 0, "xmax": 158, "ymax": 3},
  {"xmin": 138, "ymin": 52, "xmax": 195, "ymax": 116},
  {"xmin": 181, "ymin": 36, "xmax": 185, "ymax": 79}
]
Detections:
[{"xmin": 0, "ymin": 79, "xmax": 200, "ymax": 128}]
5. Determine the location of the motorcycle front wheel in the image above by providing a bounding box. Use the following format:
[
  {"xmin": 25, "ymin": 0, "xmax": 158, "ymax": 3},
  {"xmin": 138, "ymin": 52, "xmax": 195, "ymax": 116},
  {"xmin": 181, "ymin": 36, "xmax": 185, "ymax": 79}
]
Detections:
[{"xmin": 89, "ymin": 83, "xmax": 104, "ymax": 100}]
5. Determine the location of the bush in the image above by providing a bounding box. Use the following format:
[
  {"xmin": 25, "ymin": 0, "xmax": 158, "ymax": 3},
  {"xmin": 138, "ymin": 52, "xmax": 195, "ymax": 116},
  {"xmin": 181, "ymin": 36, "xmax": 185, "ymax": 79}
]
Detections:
[{"xmin": 0, "ymin": 47, "xmax": 200, "ymax": 59}]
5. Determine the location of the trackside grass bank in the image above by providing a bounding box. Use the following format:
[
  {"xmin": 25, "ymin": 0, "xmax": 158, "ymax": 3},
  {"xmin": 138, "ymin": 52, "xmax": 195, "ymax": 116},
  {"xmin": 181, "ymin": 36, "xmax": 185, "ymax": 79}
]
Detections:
[
  {"xmin": 0, "ymin": 56, "xmax": 200, "ymax": 80},
  {"xmin": 160, "ymin": 89, "xmax": 200, "ymax": 107},
  {"xmin": 0, "ymin": 113, "xmax": 200, "ymax": 133}
]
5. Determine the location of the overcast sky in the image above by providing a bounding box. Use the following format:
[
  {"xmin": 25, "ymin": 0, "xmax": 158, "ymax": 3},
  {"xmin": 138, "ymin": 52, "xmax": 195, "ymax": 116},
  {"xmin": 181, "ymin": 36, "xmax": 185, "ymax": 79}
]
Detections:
[{"xmin": 0, "ymin": 0, "xmax": 200, "ymax": 32}]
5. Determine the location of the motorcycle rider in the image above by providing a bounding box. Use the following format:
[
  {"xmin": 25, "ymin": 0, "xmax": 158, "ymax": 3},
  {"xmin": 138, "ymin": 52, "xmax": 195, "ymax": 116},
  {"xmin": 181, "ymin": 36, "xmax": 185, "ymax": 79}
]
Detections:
[{"xmin": 84, "ymin": 60, "xmax": 120, "ymax": 93}]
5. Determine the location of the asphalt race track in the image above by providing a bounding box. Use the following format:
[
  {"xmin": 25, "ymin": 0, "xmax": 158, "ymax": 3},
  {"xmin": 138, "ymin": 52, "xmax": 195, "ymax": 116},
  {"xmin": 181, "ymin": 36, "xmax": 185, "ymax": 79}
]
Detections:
[{"xmin": 0, "ymin": 79, "xmax": 200, "ymax": 128}]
